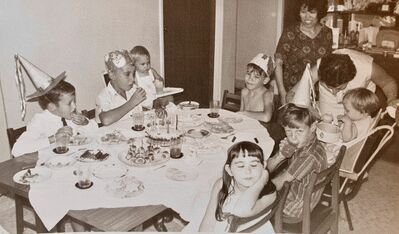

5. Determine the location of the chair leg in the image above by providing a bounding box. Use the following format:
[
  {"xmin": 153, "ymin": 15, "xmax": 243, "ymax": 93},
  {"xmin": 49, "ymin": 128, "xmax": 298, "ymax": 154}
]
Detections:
[
  {"xmin": 342, "ymin": 198, "xmax": 354, "ymax": 231},
  {"xmin": 15, "ymin": 196, "xmax": 24, "ymax": 234}
]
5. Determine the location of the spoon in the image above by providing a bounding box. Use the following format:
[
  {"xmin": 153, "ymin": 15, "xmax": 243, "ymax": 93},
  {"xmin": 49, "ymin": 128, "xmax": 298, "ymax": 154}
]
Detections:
[{"xmin": 220, "ymin": 133, "xmax": 235, "ymax": 139}]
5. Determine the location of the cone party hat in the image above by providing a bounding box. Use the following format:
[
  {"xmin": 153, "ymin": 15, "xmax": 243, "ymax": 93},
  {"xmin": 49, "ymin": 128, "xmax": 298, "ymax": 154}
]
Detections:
[
  {"xmin": 14, "ymin": 54, "xmax": 66, "ymax": 120},
  {"xmin": 290, "ymin": 63, "xmax": 316, "ymax": 109}
]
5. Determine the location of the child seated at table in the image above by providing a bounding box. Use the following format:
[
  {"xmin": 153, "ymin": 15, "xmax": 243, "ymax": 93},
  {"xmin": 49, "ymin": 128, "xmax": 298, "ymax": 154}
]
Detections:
[
  {"xmin": 338, "ymin": 88, "xmax": 380, "ymax": 142},
  {"xmin": 12, "ymin": 66, "xmax": 97, "ymax": 157},
  {"xmin": 129, "ymin": 45, "xmax": 172, "ymax": 109},
  {"xmin": 240, "ymin": 53, "xmax": 276, "ymax": 123},
  {"xmin": 96, "ymin": 49, "xmax": 147, "ymax": 126},
  {"xmin": 199, "ymin": 141, "xmax": 276, "ymax": 233},
  {"xmin": 267, "ymin": 103, "xmax": 327, "ymax": 219}
]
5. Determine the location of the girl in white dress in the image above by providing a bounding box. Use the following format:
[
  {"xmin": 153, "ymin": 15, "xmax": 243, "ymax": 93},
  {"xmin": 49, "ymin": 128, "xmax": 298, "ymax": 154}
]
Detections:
[{"xmin": 199, "ymin": 141, "xmax": 276, "ymax": 233}]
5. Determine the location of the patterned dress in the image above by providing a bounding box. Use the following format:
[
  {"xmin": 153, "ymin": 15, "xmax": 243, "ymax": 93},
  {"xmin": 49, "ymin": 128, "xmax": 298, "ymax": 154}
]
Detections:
[{"xmin": 275, "ymin": 23, "xmax": 332, "ymax": 91}]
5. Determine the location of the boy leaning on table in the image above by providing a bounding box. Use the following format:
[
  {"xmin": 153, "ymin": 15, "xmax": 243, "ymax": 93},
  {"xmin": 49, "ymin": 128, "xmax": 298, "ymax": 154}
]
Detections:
[
  {"xmin": 12, "ymin": 54, "xmax": 98, "ymax": 157},
  {"xmin": 95, "ymin": 49, "xmax": 147, "ymax": 126}
]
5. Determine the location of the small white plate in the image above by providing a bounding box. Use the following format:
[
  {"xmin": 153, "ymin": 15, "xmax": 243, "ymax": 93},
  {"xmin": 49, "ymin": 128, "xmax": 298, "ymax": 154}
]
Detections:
[
  {"xmin": 156, "ymin": 87, "xmax": 184, "ymax": 98},
  {"xmin": 68, "ymin": 135, "xmax": 93, "ymax": 146},
  {"xmin": 45, "ymin": 155, "xmax": 76, "ymax": 169},
  {"xmin": 105, "ymin": 176, "xmax": 144, "ymax": 198},
  {"xmin": 77, "ymin": 149, "xmax": 110, "ymax": 163},
  {"xmin": 92, "ymin": 163, "xmax": 128, "ymax": 180},
  {"xmin": 98, "ymin": 131, "xmax": 128, "ymax": 145},
  {"xmin": 186, "ymin": 129, "xmax": 210, "ymax": 139},
  {"xmin": 13, "ymin": 167, "xmax": 52, "ymax": 185},
  {"xmin": 220, "ymin": 116, "xmax": 243, "ymax": 124},
  {"xmin": 165, "ymin": 167, "xmax": 199, "ymax": 181}
]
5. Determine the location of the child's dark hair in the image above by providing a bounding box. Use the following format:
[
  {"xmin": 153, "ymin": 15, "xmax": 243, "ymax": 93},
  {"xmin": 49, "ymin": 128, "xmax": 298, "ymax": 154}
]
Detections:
[
  {"xmin": 38, "ymin": 80, "xmax": 75, "ymax": 110},
  {"xmin": 130, "ymin": 45, "xmax": 150, "ymax": 60},
  {"xmin": 343, "ymin": 88, "xmax": 380, "ymax": 116},
  {"xmin": 215, "ymin": 141, "xmax": 264, "ymax": 221},
  {"xmin": 319, "ymin": 54, "xmax": 356, "ymax": 88},
  {"xmin": 278, "ymin": 103, "xmax": 319, "ymax": 128}
]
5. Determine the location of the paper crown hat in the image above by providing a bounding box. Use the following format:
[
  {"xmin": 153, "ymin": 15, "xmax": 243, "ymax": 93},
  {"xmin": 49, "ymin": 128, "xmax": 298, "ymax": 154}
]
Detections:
[
  {"xmin": 104, "ymin": 49, "xmax": 133, "ymax": 73},
  {"xmin": 290, "ymin": 63, "xmax": 316, "ymax": 109},
  {"xmin": 248, "ymin": 53, "xmax": 276, "ymax": 77},
  {"xmin": 14, "ymin": 54, "xmax": 66, "ymax": 120}
]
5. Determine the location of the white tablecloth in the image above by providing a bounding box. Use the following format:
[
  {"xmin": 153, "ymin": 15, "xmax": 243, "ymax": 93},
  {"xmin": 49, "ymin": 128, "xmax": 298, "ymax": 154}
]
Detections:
[{"xmin": 28, "ymin": 109, "xmax": 274, "ymax": 230}]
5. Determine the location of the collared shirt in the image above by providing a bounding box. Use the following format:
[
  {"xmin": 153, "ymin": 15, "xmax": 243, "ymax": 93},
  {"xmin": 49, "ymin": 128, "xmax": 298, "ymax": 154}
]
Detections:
[
  {"xmin": 95, "ymin": 82, "xmax": 141, "ymax": 123},
  {"xmin": 318, "ymin": 49, "xmax": 375, "ymax": 118},
  {"xmin": 12, "ymin": 110, "xmax": 98, "ymax": 157},
  {"xmin": 280, "ymin": 135, "xmax": 327, "ymax": 218}
]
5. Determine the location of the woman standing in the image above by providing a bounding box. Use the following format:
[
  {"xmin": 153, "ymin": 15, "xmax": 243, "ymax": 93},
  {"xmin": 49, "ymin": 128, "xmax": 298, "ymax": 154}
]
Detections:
[{"xmin": 275, "ymin": 0, "xmax": 332, "ymax": 105}]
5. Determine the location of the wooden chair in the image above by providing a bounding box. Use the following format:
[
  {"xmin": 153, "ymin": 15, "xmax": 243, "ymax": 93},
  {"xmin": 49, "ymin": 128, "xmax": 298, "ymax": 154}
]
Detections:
[
  {"xmin": 324, "ymin": 109, "xmax": 395, "ymax": 230},
  {"xmin": 227, "ymin": 182, "xmax": 290, "ymax": 233},
  {"xmin": 6, "ymin": 126, "xmax": 27, "ymax": 149},
  {"xmin": 274, "ymin": 146, "xmax": 346, "ymax": 234},
  {"xmin": 221, "ymin": 90, "xmax": 241, "ymax": 112}
]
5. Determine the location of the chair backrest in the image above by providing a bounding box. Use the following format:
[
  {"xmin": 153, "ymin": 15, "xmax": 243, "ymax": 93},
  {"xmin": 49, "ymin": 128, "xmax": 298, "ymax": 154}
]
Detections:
[
  {"xmin": 221, "ymin": 90, "xmax": 241, "ymax": 112},
  {"xmin": 228, "ymin": 181, "xmax": 291, "ymax": 233},
  {"xmin": 340, "ymin": 109, "xmax": 394, "ymax": 183},
  {"xmin": 103, "ymin": 72, "xmax": 111, "ymax": 86},
  {"xmin": 7, "ymin": 126, "xmax": 27, "ymax": 149}
]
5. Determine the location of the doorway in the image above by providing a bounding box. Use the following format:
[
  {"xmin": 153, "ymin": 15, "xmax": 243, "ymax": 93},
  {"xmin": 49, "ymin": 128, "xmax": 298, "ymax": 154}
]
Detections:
[{"xmin": 163, "ymin": 0, "xmax": 215, "ymax": 107}]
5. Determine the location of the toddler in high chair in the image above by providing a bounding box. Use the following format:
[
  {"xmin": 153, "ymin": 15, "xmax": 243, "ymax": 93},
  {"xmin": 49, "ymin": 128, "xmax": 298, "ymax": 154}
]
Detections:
[
  {"xmin": 130, "ymin": 45, "xmax": 172, "ymax": 109},
  {"xmin": 199, "ymin": 141, "xmax": 276, "ymax": 233},
  {"xmin": 323, "ymin": 88, "xmax": 380, "ymax": 142},
  {"xmin": 240, "ymin": 53, "xmax": 276, "ymax": 123}
]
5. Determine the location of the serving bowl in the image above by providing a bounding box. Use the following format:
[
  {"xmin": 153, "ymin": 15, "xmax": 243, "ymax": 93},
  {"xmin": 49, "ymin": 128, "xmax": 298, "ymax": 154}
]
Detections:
[{"xmin": 316, "ymin": 123, "xmax": 341, "ymax": 143}]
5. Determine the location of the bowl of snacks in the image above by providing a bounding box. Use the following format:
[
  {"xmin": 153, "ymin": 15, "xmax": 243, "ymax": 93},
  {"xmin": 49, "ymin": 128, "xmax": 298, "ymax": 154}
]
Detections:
[
  {"xmin": 178, "ymin": 101, "xmax": 199, "ymax": 110},
  {"xmin": 316, "ymin": 123, "xmax": 341, "ymax": 143}
]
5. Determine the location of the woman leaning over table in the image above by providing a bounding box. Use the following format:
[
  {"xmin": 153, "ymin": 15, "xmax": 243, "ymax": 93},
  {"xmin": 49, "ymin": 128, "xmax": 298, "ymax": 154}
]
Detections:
[{"xmin": 275, "ymin": 0, "xmax": 332, "ymax": 105}]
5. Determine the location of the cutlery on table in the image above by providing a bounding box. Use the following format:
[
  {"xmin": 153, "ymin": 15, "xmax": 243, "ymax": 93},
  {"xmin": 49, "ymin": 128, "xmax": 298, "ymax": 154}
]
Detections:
[{"xmin": 220, "ymin": 133, "xmax": 235, "ymax": 139}]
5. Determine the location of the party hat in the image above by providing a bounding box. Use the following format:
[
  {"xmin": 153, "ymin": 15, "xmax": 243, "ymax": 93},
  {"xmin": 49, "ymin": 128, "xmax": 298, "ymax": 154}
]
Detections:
[
  {"xmin": 248, "ymin": 53, "xmax": 276, "ymax": 77},
  {"xmin": 14, "ymin": 54, "xmax": 66, "ymax": 120},
  {"xmin": 290, "ymin": 63, "xmax": 316, "ymax": 109}
]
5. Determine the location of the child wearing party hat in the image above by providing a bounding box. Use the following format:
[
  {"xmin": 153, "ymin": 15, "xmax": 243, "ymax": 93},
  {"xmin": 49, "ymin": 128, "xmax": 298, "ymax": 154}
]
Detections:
[
  {"xmin": 240, "ymin": 53, "xmax": 276, "ymax": 122},
  {"xmin": 96, "ymin": 49, "xmax": 147, "ymax": 126},
  {"xmin": 12, "ymin": 54, "xmax": 97, "ymax": 157}
]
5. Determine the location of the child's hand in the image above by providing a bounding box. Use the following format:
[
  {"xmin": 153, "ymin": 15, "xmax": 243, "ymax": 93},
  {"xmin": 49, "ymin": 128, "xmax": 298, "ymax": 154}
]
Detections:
[
  {"xmin": 71, "ymin": 112, "xmax": 89, "ymax": 126},
  {"xmin": 337, "ymin": 114, "xmax": 352, "ymax": 124},
  {"xmin": 55, "ymin": 126, "xmax": 73, "ymax": 140},
  {"xmin": 154, "ymin": 79, "xmax": 164, "ymax": 93},
  {"xmin": 279, "ymin": 138, "xmax": 296, "ymax": 157},
  {"xmin": 129, "ymin": 87, "xmax": 147, "ymax": 107},
  {"xmin": 321, "ymin": 113, "xmax": 333, "ymax": 123}
]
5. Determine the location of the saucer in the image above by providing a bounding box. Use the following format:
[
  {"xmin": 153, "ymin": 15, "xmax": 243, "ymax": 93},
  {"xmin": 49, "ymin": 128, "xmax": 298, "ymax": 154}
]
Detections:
[
  {"xmin": 207, "ymin": 113, "xmax": 220, "ymax": 118},
  {"xmin": 131, "ymin": 125, "xmax": 145, "ymax": 131},
  {"xmin": 53, "ymin": 147, "xmax": 69, "ymax": 154},
  {"xmin": 170, "ymin": 152, "xmax": 184, "ymax": 159},
  {"xmin": 75, "ymin": 181, "xmax": 93, "ymax": 189}
]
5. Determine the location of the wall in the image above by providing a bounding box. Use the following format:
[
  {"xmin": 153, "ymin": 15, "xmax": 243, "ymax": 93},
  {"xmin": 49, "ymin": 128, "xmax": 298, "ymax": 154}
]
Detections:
[
  {"xmin": 0, "ymin": 0, "xmax": 161, "ymax": 129},
  {"xmin": 235, "ymin": 0, "xmax": 279, "ymax": 82}
]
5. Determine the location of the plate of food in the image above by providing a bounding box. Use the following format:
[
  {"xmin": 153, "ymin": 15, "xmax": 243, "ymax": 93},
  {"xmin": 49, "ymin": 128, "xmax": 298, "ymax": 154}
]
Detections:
[
  {"xmin": 165, "ymin": 167, "xmax": 199, "ymax": 181},
  {"xmin": 45, "ymin": 155, "xmax": 76, "ymax": 169},
  {"xmin": 77, "ymin": 149, "xmax": 110, "ymax": 162},
  {"xmin": 178, "ymin": 101, "xmax": 200, "ymax": 110},
  {"xmin": 13, "ymin": 167, "xmax": 52, "ymax": 185},
  {"xmin": 186, "ymin": 129, "xmax": 210, "ymax": 139},
  {"xmin": 203, "ymin": 121, "xmax": 234, "ymax": 134},
  {"xmin": 156, "ymin": 87, "xmax": 184, "ymax": 98},
  {"xmin": 69, "ymin": 134, "xmax": 92, "ymax": 146},
  {"xmin": 118, "ymin": 147, "xmax": 170, "ymax": 168},
  {"xmin": 92, "ymin": 163, "xmax": 128, "ymax": 180},
  {"xmin": 219, "ymin": 116, "xmax": 243, "ymax": 124},
  {"xmin": 105, "ymin": 176, "xmax": 144, "ymax": 198},
  {"xmin": 99, "ymin": 130, "xmax": 128, "ymax": 145}
]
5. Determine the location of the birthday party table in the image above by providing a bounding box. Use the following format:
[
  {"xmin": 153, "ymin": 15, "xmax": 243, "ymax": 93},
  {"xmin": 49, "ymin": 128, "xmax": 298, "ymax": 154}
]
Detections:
[{"xmin": 0, "ymin": 108, "xmax": 274, "ymax": 232}]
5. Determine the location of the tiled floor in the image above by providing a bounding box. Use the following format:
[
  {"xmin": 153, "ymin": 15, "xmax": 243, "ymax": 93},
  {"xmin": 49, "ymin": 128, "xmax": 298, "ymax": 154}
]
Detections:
[{"xmin": 1, "ymin": 133, "xmax": 399, "ymax": 233}]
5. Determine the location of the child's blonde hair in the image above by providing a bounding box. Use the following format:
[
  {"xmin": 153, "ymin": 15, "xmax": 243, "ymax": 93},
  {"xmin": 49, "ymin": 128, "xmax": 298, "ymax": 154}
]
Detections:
[{"xmin": 343, "ymin": 88, "xmax": 380, "ymax": 115}]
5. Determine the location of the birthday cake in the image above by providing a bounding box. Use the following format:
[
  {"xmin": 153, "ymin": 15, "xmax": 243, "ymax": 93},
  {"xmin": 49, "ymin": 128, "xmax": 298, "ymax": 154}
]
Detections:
[{"xmin": 147, "ymin": 125, "xmax": 184, "ymax": 144}]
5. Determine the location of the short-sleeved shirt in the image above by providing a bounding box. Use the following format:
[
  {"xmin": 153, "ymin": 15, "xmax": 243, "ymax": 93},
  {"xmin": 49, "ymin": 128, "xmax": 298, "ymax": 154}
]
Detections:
[
  {"xmin": 275, "ymin": 23, "xmax": 332, "ymax": 91},
  {"xmin": 135, "ymin": 70, "xmax": 156, "ymax": 108},
  {"xmin": 280, "ymin": 135, "xmax": 327, "ymax": 218},
  {"xmin": 95, "ymin": 82, "xmax": 141, "ymax": 123}
]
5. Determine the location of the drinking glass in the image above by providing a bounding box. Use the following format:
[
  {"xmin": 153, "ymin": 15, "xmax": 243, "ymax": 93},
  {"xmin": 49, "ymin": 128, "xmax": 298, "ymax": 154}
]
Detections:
[
  {"xmin": 132, "ymin": 111, "xmax": 145, "ymax": 131},
  {"xmin": 170, "ymin": 138, "xmax": 183, "ymax": 159},
  {"xmin": 54, "ymin": 133, "xmax": 70, "ymax": 154},
  {"xmin": 209, "ymin": 100, "xmax": 220, "ymax": 118},
  {"xmin": 76, "ymin": 165, "xmax": 93, "ymax": 189}
]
